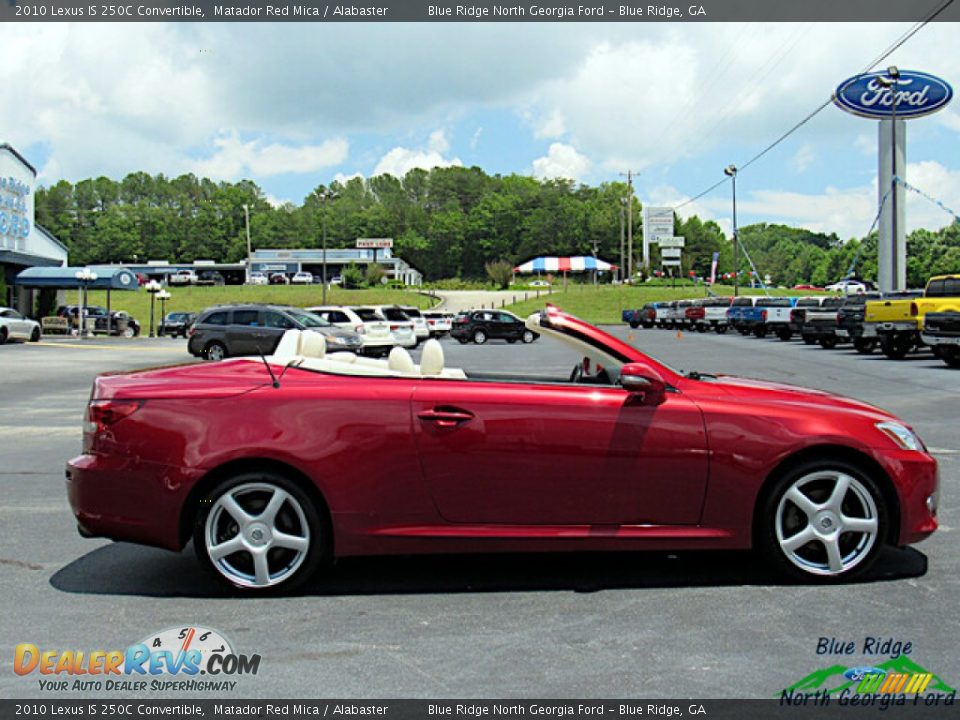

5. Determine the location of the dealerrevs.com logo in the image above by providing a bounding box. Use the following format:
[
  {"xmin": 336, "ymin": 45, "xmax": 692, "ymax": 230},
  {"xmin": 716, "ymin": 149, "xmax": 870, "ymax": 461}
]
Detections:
[{"xmin": 14, "ymin": 626, "xmax": 260, "ymax": 693}]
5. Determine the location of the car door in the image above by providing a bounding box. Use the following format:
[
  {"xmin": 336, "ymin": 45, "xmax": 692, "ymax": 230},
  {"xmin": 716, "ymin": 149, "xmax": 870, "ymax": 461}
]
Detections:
[
  {"xmin": 226, "ymin": 309, "xmax": 263, "ymax": 356},
  {"xmin": 262, "ymin": 311, "xmax": 297, "ymax": 352},
  {"xmin": 411, "ymin": 379, "xmax": 709, "ymax": 526}
]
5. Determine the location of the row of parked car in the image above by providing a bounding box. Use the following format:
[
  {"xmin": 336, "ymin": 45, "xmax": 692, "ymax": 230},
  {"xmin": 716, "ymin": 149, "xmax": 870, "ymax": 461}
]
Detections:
[
  {"xmin": 181, "ymin": 304, "xmax": 458, "ymax": 361},
  {"xmin": 622, "ymin": 273, "xmax": 960, "ymax": 368}
]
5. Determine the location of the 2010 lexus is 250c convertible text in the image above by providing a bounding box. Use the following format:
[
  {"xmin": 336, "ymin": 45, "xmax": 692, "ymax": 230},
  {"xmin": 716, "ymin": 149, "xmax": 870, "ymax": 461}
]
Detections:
[{"xmin": 66, "ymin": 306, "xmax": 939, "ymax": 592}]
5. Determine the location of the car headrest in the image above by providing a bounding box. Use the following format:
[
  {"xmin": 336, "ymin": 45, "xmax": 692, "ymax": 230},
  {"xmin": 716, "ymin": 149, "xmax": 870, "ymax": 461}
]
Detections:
[
  {"xmin": 387, "ymin": 346, "xmax": 416, "ymax": 374},
  {"xmin": 420, "ymin": 339, "xmax": 444, "ymax": 375},
  {"xmin": 273, "ymin": 329, "xmax": 302, "ymax": 358},
  {"xmin": 299, "ymin": 331, "xmax": 327, "ymax": 358}
]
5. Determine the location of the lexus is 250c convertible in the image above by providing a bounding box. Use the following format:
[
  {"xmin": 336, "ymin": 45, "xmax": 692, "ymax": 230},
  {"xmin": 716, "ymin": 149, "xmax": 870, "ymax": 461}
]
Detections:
[{"xmin": 67, "ymin": 306, "xmax": 938, "ymax": 592}]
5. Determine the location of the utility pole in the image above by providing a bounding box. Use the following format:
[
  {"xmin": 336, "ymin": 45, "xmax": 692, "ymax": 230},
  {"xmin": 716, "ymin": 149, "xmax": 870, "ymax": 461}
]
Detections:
[
  {"xmin": 620, "ymin": 171, "xmax": 639, "ymax": 281},
  {"xmin": 242, "ymin": 203, "xmax": 252, "ymax": 282},
  {"xmin": 319, "ymin": 188, "xmax": 339, "ymax": 304},
  {"xmin": 592, "ymin": 237, "xmax": 600, "ymax": 286},
  {"xmin": 619, "ymin": 198, "xmax": 626, "ymax": 283},
  {"xmin": 724, "ymin": 165, "xmax": 739, "ymax": 296}
]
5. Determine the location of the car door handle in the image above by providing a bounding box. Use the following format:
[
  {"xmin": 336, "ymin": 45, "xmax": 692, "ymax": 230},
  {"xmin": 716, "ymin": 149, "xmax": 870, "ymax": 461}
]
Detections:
[{"xmin": 417, "ymin": 407, "xmax": 474, "ymax": 428}]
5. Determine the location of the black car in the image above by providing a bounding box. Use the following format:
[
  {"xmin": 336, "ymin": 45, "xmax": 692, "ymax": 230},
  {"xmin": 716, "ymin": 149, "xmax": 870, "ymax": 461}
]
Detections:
[
  {"xmin": 55, "ymin": 305, "xmax": 140, "ymax": 337},
  {"xmin": 187, "ymin": 304, "xmax": 363, "ymax": 361},
  {"xmin": 450, "ymin": 310, "xmax": 539, "ymax": 345},
  {"xmin": 160, "ymin": 311, "xmax": 197, "ymax": 338},
  {"xmin": 196, "ymin": 271, "xmax": 226, "ymax": 286}
]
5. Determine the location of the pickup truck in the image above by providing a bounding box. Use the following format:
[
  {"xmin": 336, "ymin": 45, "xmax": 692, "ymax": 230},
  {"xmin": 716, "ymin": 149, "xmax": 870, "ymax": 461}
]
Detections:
[
  {"xmin": 731, "ymin": 296, "xmax": 796, "ymax": 338},
  {"xmin": 790, "ymin": 297, "xmax": 829, "ymax": 344},
  {"xmin": 622, "ymin": 303, "xmax": 658, "ymax": 329},
  {"xmin": 686, "ymin": 296, "xmax": 733, "ymax": 334},
  {"xmin": 921, "ymin": 311, "xmax": 960, "ymax": 367},
  {"xmin": 654, "ymin": 301, "xmax": 675, "ymax": 328},
  {"xmin": 864, "ymin": 275, "xmax": 960, "ymax": 359},
  {"xmin": 837, "ymin": 291, "xmax": 919, "ymax": 354},
  {"xmin": 799, "ymin": 296, "xmax": 848, "ymax": 348},
  {"xmin": 727, "ymin": 296, "xmax": 764, "ymax": 334}
]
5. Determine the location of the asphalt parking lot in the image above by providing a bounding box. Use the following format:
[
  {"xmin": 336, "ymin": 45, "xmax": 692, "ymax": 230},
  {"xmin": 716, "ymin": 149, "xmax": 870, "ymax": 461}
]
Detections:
[{"xmin": 1, "ymin": 328, "xmax": 957, "ymax": 699}]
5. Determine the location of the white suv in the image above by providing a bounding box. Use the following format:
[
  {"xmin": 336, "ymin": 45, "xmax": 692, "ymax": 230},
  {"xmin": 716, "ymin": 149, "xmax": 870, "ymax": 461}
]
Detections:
[
  {"xmin": 168, "ymin": 269, "xmax": 197, "ymax": 286},
  {"xmin": 292, "ymin": 271, "xmax": 314, "ymax": 285},
  {"xmin": 307, "ymin": 306, "xmax": 395, "ymax": 357},
  {"xmin": 357, "ymin": 306, "xmax": 418, "ymax": 348}
]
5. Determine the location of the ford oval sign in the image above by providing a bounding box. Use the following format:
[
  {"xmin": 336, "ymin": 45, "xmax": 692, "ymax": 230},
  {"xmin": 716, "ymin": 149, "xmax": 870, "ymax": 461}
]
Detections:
[{"xmin": 834, "ymin": 70, "xmax": 952, "ymax": 119}]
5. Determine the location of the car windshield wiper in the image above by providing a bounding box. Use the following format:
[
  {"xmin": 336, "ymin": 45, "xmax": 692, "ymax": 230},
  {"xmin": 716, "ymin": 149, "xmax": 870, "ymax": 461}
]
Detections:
[{"xmin": 684, "ymin": 370, "xmax": 716, "ymax": 380}]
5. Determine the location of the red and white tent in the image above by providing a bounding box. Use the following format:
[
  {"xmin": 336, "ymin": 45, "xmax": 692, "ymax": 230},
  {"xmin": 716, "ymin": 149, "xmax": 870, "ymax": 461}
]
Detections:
[{"xmin": 513, "ymin": 256, "xmax": 616, "ymax": 273}]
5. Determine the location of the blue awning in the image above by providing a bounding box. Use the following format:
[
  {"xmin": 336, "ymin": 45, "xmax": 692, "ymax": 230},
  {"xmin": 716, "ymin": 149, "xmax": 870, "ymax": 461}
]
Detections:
[{"xmin": 15, "ymin": 266, "xmax": 140, "ymax": 290}]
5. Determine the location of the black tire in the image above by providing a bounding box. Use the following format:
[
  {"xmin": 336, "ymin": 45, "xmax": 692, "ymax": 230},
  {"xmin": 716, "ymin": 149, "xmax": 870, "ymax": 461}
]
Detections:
[
  {"xmin": 819, "ymin": 336, "xmax": 838, "ymax": 350},
  {"xmin": 30, "ymin": 327, "xmax": 41, "ymax": 342},
  {"xmin": 695, "ymin": 324, "xmax": 707, "ymax": 333},
  {"xmin": 628, "ymin": 321, "xmax": 640, "ymax": 329},
  {"xmin": 853, "ymin": 338, "xmax": 877, "ymax": 355},
  {"xmin": 521, "ymin": 329, "xmax": 536, "ymax": 344},
  {"xmin": 939, "ymin": 346, "xmax": 960, "ymax": 368},
  {"xmin": 0, "ymin": 327, "xmax": 7, "ymax": 345},
  {"xmin": 880, "ymin": 335, "xmax": 912, "ymax": 360},
  {"xmin": 473, "ymin": 330, "xmax": 487, "ymax": 345},
  {"xmin": 506, "ymin": 338, "xmax": 517, "ymax": 344},
  {"xmin": 642, "ymin": 322, "xmax": 655, "ymax": 329},
  {"xmin": 757, "ymin": 458, "xmax": 888, "ymax": 583},
  {"xmin": 204, "ymin": 341, "xmax": 228, "ymax": 361},
  {"xmin": 456, "ymin": 337, "xmax": 469, "ymax": 345},
  {"xmin": 802, "ymin": 334, "xmax": 817, "ymax": 346},
  {"xmin": 738, "ymin": 327, "xmax": 751, "ymax": 336},
  {"xmin": 776, "ymin": 328, "xmax": 792, "ymax": 342},
  {"xmin": 193, "ymin": 471, "xmax": 327, "ymax": 593},
  {"xmin": 753, "ymin": 327, "xmax": 768, "ymax": 339},
  {"xmin": 715, "ymin": 325, "xmax": 728, "ymax": 335}
]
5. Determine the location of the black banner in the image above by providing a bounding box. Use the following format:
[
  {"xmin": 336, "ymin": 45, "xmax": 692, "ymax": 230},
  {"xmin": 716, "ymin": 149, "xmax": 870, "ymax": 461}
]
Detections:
[
  {"xmin": 2, "ymin": 0, "xmax": 960, "ymax": 23},
  {"xmin": 1, "ymin": 700, "xmax": 959, "ymax": 720}
]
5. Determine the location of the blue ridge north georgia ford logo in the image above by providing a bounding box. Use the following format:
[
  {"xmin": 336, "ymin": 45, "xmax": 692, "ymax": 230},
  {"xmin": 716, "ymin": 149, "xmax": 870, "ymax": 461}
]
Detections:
[{"xmin": 833, "ymin": 70, "xmax": 953, "ymax": 119}]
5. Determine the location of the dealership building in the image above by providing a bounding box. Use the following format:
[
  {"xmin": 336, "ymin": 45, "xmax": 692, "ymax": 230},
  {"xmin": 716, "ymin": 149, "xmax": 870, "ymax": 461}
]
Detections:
[
  {"xmin": 0, "ymin": 144, "xmax": 68, "ymax": 310},
  {"xmin": 249, "ymin": 246, "xmax": 423, "ymax": 286}
]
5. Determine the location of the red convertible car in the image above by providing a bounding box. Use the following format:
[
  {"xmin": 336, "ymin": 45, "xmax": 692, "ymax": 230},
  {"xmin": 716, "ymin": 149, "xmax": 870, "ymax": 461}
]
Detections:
[{"xmin": 67, "ymin": 306, "xmax": 938, "ymax": 592}]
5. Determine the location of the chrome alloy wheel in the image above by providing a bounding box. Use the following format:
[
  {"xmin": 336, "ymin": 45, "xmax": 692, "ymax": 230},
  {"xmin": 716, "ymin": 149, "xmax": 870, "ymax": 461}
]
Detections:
[
  {"xmin": 204, "ymin": 482, "xmax": 311, "ymax": 588},
  {"xmin": 775, "ymin": 471, "xmax": 879, "ymax": 576}
]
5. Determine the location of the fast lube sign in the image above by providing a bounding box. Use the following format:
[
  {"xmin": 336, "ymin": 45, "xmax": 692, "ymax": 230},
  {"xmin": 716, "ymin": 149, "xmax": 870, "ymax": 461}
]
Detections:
[{"xmin": 833, "ymin": 70, "xmax": 953, "ymax": 292}]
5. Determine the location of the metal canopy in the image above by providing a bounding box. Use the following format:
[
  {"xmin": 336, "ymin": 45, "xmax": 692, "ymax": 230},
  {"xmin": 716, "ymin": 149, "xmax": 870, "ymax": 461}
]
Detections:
[{"xmin": 15, "ymin": 266, "xmax": 140, "ymax": 291}]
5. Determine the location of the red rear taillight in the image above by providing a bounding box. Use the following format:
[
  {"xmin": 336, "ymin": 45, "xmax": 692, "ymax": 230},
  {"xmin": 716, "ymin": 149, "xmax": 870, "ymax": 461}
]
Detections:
[
  {"xmin": 390, "ymin": 324, "xmax": 400, "ymax": 331},
  {"xmin": 910, "ymin": 302, "xmax": 919, "ymax": 317},
  {"xmin": 187, "ymin": 326, "xmax": 196, "ymax": 338},
  {"xmin": 83, "ymin": 400, "xmax": 143, "ymax": 451},
  {"xmin": 456, "ymin": 317, "xmax": 469, "ymax": 324},
  {"xmin": 761, "ymin": 310, "xmax": 768, "ymax": 322}
]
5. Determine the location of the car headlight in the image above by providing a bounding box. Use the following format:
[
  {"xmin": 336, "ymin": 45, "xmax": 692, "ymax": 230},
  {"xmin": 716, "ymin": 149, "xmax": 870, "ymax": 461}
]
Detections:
[{"xmin": 876, "ymin": 421, "xmax": 925, "ymax": 452}]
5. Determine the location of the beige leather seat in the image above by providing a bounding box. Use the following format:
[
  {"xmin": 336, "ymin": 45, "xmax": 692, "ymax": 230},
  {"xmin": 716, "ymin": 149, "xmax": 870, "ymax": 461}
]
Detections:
[
  {"xmin": 273, "ymin": 329, "xmax": 302, "ymax": 359},
  {"xmin": 420, "ymin": 339, "xmax": 444, "ymax": 376},
  {"xmin": 387, "ymin": 346, "xmax": 417, "ymax": 374},
  {"xmin": 299, "ymin": 332, "xmax": 327, "ymax": 358}
]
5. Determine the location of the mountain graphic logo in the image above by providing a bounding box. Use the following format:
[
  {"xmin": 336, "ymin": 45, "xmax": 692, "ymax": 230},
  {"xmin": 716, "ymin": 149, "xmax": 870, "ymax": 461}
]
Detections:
[{"xmin": 780, "ymin": 656, "xmax": 956, "ymax": 696}]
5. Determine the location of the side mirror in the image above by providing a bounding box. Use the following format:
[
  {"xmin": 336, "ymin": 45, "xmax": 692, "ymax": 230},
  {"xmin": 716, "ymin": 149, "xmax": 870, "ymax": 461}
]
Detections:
[{"xmin": 620, "ymin": 363, "xmax": 667, "ymax": 406}]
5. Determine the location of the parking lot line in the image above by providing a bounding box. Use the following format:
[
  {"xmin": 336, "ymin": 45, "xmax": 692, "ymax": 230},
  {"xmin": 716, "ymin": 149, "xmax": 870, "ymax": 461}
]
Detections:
[{"xmin": 33, "ymin": 341, "xmax": 186, "ymax": 353}]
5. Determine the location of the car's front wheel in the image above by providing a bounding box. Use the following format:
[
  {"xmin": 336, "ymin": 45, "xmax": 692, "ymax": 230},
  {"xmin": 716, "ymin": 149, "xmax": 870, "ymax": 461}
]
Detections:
[
  {"xmin": 759, "ymin": 460, "xmax": 887, "ymax": 582},
  {"xmin": 30, "ymin": 327, "xmax": 41, "ymax": 342},
  {"xmin": 0, "ymin": 328, "xmax": 7, "ymax": 345},
  {"xmin": 819, "ymin": 336, "xmax": 838, "ymax": 350},
  {"xmin": 205, "ymin": 341, "xmax": 228, "ymax": 361},
  {"xmin": 194, "ymin": 473, "xmax": 325, "ymax": 592}
]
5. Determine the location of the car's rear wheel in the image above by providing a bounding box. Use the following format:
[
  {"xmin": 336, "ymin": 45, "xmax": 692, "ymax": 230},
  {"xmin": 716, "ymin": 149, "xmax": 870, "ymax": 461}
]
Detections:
[
  {"xmin": 29, "ymin": 327, "xmax": 41, "ymax": 342},
  {"xmin": 776, "ymin": 328, "xmax": 792, "ymax": 341},
  {"xmin": 629, "ymin": 321, "xmax": 639, "ymax": 329},
  {"xmin": 938, "ymin": 346, "xmax": 960, "ymax": 368},
  {"xmin": 521, "ymin": 329, "xmax": 536, "ymax": 344},
  {"xmin": 194, "ymin": 473, "xmax": 325, "ymax": 592},
  {"xmin": 205, "ymin": 341, "xmax": 227, "ymax": 361},
  {"xmin": 819, "ymin": 336, "xmax": 838, "ymax": 350},
  {"xmin": 753, "ymin": 326, "xmax": 768, "ymax": 338},
  {"xmin": 759, "ymin": 460, "xmax": 887, "ymax": 582},
  {"xmin": 473, "ymin": 330, "xmax": 487, "ymax": 345},
  {"xmin": 695, "ymin": 324, "xmax": 707, "ymax": 333},
  {"xmin": 715, "ymin": 325, "xmax": 728, "ymax": 335},
  {"xmin": 853, "ymin": 338, "xmax": 877, "ymax": 354},
  {"xmin": 801, "ymin": 334, "xmax": 817, "ymax": 345},
  {"xmin": 456, "ymin": 337, "xmax": 469, "ymax": 345},
  {"xmin": 880, "ymin": 334, "xmax": 912, "ymax": 360}
]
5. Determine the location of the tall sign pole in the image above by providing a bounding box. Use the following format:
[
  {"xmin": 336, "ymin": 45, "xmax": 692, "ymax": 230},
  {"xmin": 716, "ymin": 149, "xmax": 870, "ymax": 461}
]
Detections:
[
  {"xmin": 620, "ymin": 171, "xmax": 639, "ymax": 279},
  {"xmin": 833, "ymin": 68, "xmax": 952, "ymax": 293}
]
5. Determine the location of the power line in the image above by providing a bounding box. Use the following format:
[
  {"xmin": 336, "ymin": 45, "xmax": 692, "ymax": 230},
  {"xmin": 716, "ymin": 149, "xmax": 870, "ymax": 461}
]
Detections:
[{"xmin": 671, "ymin": 0, "xmax": 955, "ymax": 212}]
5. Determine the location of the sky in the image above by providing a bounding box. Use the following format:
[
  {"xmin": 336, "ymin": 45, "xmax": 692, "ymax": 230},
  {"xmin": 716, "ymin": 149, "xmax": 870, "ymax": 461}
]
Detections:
[{"xmin": 2, "ymin": 21, "xmax": 959, "ymax": 241}]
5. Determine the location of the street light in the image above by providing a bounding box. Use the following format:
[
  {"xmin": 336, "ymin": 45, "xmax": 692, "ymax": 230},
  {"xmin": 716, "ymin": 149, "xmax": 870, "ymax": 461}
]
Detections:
[
  {"xmin": 74, "ymin": 268, "xmax": 98, "ymax": 338},
  {"xmin": 318, "ymin": 189, "xmax": 340, "ymax": 304},
  {"xmin": 144, "ymin": 279, "xmax": 162, "ymax": 337},
  {"xmin": 724, "ymin": 164, "xmax": 739, "ymax": 297},
  {"xmin": 242, "ymin": 203, "xmax": 252, "ymax": 282},
  {"xmin": 877, "ymin": 66, "xmax": 901, "ymax": 289},
  {"xmin": 156, "ymin": 290, "xmax": 171, "ymax": 336}
]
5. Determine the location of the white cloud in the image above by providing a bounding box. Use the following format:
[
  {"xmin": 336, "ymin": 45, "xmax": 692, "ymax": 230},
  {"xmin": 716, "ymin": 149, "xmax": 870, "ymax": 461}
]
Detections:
[
  {"xmin": 939, "ymin": 109, "xmax": 960, "ymax": 132},
  {"xmin": 855, "ymin": 133, "xmax": 875, "ymax": 156},
  {"xmin": 469, "ymin": 127, "xmax": 483, "ymax": 150},
  {"xmin": 531, "ymin": 143, "xmax": 591, "ymax": 181},
  {"xmin": 535, "ymin": 109, "xmax": 567, "ymax": 139},
  {"xmin": 333, "ymin": 171, "xmax": 364, "ymax": 185},
  {"xmin": 373, "ymin": 131, "xmax": 462, "ymax": 178},
  {"xmin": 792, "ymin": 145, "xmax": 815, "ymax": 173},
  {"xmin": 192, "ymin": 132, "xmax": 348, "ymax": 180}
]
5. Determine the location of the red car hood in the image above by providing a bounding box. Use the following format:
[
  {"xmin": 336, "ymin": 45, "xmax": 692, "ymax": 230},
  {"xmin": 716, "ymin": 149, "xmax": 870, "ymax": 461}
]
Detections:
[{"xmin": 690, "ymin": 374, "xmax": 898, "ymax": 423}]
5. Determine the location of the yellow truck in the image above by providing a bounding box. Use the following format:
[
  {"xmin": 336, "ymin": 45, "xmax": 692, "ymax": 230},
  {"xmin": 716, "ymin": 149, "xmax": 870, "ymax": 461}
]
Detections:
[{"xmin": 864, "ymin": 274, "xmax": 960, "ymax": 360}]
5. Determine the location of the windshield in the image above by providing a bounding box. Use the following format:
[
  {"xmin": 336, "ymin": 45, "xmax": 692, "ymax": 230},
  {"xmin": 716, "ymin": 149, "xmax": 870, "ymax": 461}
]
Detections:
[
  {"xmin": 757, "ymin": 298, "xmax": 792, "ymax": 307},
  {"xmin": 289, "ymin": 311, "xmax": 332, "ymax": 328},
  {"xmin": 383, "ymin": 308, "xmax": 410, "ymax": 321},
  {"xmin": 353, "ymin": 308, "xmax": 381, "ymax": 321}
]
